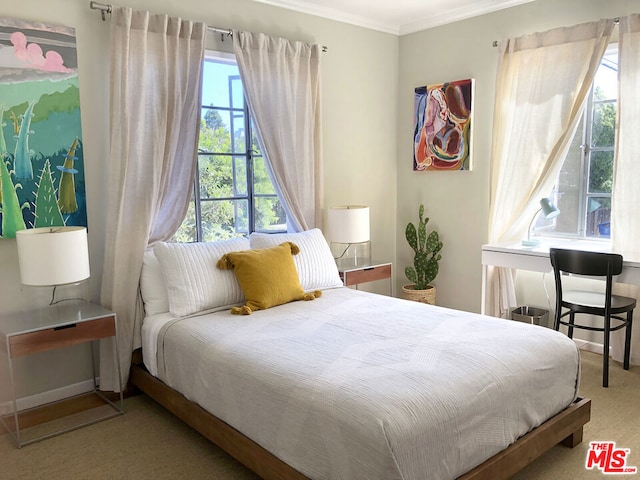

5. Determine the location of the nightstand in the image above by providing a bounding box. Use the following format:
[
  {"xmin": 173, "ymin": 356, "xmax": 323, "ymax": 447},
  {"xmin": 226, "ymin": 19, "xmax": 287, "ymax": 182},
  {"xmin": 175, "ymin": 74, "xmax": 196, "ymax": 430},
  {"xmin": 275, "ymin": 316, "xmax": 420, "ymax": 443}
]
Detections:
[
  {"xmin": 336, "ymin": 258, "xmax": 392, "ymax": 295},
  {"xmin": 0, "ymin": 300, "xmax": 123, "ymax": 447}
]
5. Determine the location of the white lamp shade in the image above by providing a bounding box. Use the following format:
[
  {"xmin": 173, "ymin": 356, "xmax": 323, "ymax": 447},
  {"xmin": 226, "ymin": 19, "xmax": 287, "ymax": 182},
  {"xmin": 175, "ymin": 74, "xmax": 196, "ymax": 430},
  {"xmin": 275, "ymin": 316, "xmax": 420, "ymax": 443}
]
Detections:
[
  {"xmin": 327, "ymin": 205, "xmax": 370, "ymax": 243},
  {"xmin": 15, "ymin": 226, "xmax": 90, "ymax": 286}
]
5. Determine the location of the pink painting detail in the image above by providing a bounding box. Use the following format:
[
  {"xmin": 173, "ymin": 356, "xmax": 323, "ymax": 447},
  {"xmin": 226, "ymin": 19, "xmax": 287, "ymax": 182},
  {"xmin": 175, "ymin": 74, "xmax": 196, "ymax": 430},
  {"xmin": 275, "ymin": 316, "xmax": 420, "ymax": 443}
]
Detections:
[
  {"xmin": 413, "ymin": 78, "xmax": 473, "ymax": 171},
  {"xmin": 10, "ymin": 31, "xmax": 72, "ymax": 73}
]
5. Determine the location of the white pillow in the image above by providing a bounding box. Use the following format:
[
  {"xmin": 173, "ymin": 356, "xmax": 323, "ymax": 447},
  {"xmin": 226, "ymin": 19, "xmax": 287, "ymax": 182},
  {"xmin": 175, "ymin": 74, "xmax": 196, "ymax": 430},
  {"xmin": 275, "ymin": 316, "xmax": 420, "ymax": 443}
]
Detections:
[
  {"xmin": 154, "ymin": 237, "xmax": 250, "ymax": 317},
  {"xmin": 249, "ymin": 229, "xmax": 343, "ymax": 291},
  {"xmin": 140, "ymin": 249, "xmax": 170, "ymax": 316}
]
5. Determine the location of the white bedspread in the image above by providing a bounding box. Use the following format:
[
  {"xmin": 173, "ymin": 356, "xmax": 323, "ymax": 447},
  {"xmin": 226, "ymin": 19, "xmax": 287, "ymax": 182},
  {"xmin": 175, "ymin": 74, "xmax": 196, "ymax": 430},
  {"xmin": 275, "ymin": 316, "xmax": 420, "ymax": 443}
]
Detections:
[{"xmin": 144, "ymin": 287, "xmax": 580, "ymax": 480}]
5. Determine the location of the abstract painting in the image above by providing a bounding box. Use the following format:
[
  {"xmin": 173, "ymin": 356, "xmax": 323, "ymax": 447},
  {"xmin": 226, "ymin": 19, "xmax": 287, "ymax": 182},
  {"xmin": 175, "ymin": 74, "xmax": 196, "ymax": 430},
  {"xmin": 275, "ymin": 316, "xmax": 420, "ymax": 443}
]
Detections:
[
  {"xmin": 413, "ymin": 78, "xmax": 473, "ymax": 171},
  {"xmin": 0, "ymin": 17, "xmax": 86, "ymax": 238}
]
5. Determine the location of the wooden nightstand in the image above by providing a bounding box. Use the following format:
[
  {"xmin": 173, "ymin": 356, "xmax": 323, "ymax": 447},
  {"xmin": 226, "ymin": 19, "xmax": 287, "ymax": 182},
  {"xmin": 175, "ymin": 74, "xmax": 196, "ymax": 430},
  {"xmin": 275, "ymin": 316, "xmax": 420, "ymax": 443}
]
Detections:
[
  {"xmin": 336, "ymin": 258, "xmax": 392, "ymax": 295},
  {"xmin": 0, "ymin": 301, "xmax": 123, "ymax": 447}
]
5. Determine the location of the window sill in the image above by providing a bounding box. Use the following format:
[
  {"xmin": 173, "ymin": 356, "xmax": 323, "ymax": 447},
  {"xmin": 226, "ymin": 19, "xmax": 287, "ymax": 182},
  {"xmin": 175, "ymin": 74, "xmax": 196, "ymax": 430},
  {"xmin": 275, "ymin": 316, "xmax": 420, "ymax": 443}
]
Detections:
[{"xmin": 522, "ymin": 236, "xmax": 612, "ymax": 252}]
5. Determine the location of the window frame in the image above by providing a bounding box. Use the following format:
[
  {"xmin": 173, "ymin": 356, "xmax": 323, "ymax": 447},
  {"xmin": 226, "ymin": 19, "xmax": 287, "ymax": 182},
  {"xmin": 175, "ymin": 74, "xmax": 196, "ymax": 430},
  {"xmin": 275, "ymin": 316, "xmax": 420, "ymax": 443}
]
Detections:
[
  {"xmin": 534, "ymin": 44, "xmax": 617, "ymax": 242},
  {"xmin": 176, "ymin": 50, "xmax": 284, "ymax": 243}
]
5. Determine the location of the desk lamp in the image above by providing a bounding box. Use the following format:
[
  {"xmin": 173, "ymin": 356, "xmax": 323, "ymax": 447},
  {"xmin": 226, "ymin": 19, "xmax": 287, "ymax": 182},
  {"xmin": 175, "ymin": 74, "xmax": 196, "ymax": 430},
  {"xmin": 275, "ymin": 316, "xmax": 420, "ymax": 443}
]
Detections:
[
  {"xmin": 327, "ymin": 205, "xmax": 370, "ymax": 267},
  {"xmin": 522, "ymin": 197, "xmax": 560, "ymax": 247},
  {"xmin": 15, "ymin": 226, "xmax": 90, "ymax": 305}
]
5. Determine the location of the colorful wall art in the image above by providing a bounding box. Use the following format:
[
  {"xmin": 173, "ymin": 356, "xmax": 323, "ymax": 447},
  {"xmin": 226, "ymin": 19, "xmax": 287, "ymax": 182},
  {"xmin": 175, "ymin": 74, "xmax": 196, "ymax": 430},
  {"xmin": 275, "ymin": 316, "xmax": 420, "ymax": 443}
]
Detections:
[
  {"xmin": 413, "ymin": 78, "xmax": 473, "ymax": 171},
  {"xmin": 0, "ymin": 17, "xmax": 87, "ymax": 238}
]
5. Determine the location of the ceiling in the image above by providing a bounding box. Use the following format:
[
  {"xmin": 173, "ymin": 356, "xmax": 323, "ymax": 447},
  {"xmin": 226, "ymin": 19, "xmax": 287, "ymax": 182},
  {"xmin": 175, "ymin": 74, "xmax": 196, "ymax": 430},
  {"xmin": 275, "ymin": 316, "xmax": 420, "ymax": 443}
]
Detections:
[{"xmin": 250, "ymin": 0, "xmax": 536, "ymax": 35}]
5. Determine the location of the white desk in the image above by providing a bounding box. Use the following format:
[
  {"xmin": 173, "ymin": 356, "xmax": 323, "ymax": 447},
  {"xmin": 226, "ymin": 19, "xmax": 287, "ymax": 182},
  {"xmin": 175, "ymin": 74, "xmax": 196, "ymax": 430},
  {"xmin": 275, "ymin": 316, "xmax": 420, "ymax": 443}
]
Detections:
[{"xmin": 481, "ymin": 239, "xmax": 640, "ymax": 313}]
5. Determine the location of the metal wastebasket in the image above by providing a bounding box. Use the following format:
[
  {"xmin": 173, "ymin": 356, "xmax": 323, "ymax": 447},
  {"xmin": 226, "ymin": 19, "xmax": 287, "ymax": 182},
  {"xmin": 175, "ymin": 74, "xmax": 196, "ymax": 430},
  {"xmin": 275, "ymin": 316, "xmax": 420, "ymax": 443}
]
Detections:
[{"xmin": 511, "ymin": 306, "xmax": 549, "ymax": 327}]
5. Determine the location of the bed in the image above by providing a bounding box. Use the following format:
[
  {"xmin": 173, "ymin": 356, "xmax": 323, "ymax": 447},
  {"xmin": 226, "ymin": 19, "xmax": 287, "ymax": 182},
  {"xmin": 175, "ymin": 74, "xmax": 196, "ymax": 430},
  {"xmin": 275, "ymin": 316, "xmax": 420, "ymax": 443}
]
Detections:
[{"xmin": 131, "ymin": 228, "xmax": 591, "ymax": 480}]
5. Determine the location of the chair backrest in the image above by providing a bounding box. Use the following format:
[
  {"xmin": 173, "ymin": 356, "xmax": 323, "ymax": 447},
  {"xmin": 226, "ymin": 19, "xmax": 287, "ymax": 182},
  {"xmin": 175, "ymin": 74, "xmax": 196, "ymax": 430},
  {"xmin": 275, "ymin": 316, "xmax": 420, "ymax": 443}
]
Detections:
[
  {"xmin": 550, "ymin": 248, "xmax": 622, "ymax": 312},
  {"xmin": 549, "ymin": 248, "xmax": 623, "ymax": 277}
]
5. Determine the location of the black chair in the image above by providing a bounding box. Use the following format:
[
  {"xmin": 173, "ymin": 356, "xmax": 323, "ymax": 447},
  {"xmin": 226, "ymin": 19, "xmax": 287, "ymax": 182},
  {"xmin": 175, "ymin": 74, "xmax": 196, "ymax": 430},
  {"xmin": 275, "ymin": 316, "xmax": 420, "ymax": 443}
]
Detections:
[{"xmin": 550, "ymin": 248, "xmax": 635, "ymax": 387}]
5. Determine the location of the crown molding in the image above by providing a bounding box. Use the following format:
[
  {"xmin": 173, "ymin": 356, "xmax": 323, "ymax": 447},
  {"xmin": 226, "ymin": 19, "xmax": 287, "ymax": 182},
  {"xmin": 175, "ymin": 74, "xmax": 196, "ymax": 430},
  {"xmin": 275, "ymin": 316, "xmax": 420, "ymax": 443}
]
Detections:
[
  {"xmin": 399, "ymin": 0, "xmax": 535, "ymax": 35},
  {"xmin": 250, "ymin": 0, "xmax": 400, "ymax": 34},
  {"xmin": 251, "ymin": 0, "xmax": 535, "ymax": 36}
]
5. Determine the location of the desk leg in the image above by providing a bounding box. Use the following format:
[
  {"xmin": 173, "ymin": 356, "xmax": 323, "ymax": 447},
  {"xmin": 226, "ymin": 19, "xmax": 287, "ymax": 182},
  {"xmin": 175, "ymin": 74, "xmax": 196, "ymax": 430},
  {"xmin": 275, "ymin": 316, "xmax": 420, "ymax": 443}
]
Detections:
[
  {"xmin": 2, "ymin": 349, "xmax": 22, "ymax": 447},
  {"xmin": 95, "ymin": 321, "xmax": 124, "ymax": 411},
  {"xmin": 481, "ymin": 264, "xmax": 488, "ymax": 315},
  {"xmin": 113, "ymin": 320, "xmax": 124, "ymax": 409}
]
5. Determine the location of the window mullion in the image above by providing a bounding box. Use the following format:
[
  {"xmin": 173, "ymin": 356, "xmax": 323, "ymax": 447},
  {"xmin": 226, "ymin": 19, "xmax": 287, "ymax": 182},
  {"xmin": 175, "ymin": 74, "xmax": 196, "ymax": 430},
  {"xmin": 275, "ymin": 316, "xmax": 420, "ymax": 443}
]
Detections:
[
  {"xmin": 579, "ymin": 85, "xmax": 597, "ymax": 237},
  {"xmin": 245, "ymin": 100, "xmax": 255, "ymax": 233},
  {"xmin": 193, "ymin": 157, "xmax": 203, "ymax": 242}
]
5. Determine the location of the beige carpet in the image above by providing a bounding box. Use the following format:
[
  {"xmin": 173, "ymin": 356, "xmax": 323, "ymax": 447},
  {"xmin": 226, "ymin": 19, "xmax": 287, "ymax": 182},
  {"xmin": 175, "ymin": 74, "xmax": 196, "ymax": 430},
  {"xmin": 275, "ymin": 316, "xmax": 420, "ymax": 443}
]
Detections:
[
  {"xmin": 1, "ymin": 351, "xmax": 638, "ymax": 480},
  {"xmin": 514, "ymin": 350, "xmax": 640, "ymax": 480}
]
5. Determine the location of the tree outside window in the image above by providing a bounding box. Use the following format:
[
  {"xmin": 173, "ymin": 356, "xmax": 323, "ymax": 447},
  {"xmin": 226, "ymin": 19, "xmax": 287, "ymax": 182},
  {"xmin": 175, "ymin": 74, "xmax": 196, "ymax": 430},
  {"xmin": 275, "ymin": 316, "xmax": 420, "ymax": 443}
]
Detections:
[{"xmin": 173, "ymin": 54, "xmax": 286, "ymax": 243}]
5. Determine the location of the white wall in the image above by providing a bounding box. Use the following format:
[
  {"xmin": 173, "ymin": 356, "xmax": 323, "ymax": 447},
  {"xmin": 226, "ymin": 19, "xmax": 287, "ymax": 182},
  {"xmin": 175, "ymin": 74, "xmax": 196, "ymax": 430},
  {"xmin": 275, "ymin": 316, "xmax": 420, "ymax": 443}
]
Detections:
[
  {"xmin": 0, "ymin": 0, "xmax": 398, "ymax": 399},
  {"xmin": 396, "ymin": 0, "xmax": 639, "ymax": 313}
]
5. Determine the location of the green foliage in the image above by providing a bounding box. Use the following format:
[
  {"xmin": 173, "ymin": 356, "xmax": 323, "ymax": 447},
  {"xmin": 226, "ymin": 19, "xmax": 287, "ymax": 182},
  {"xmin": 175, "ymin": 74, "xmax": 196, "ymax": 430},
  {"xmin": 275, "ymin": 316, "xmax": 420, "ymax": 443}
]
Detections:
[
  {"xmin": 592, "ymin": 103, "xmax": 616, "ymax": 147},
  {"xmin": 34, "ymin": 85, "xmax": 81, "ymax": 122},
  {"xmin": 404, "ymin": 204, "xmax": 443, "ymax": 289},
  {"xmin": 588, "ymin": 87, "xmax": 616, "ymax": 195},
  {"xmin": 0, "ymin": 155, "xmax": 27, "ymax": 238},
  {"xmin": 172, "ymin": 113, "xmax": 284, "ymax": 242},
  {"xmin": 57, "ymin": 138, "xmax": 79, "ymax": 214},
  {"xmin": 589, "ymin": 151, "xmax": 613, "ymax": 193},
  {"xmin": 199, "ymin": 117, "xmax": 232, "ymax": 154},
  {"xmin": 204, "ymin": 109, "xmax": 225, "ymax": 130},
  {"xmin": 0, "ymin": 106, "xmax": 7, "ymax": 162},
  {"xmin": 10, "ymin": 85, "xmax": 80, "ymax": 124},
  {"xmin": 34, "ymin": 159, "xmax": 64, "ymax": 228}
]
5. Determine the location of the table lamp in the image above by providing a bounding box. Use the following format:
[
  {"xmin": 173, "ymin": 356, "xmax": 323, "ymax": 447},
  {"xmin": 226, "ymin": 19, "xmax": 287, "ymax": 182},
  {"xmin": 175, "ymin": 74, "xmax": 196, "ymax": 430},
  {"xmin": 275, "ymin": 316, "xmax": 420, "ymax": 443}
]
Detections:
[
  {"xmin": 15, "ymin": 226, "xmax": 90, "ymax": 305},
  {"xmin": 327, "ymin": 205, "xmax": 371, "ymax": 266},
  {"xmin": 522, "ymin": 197, "xmax": 560, "ymax": 246}
]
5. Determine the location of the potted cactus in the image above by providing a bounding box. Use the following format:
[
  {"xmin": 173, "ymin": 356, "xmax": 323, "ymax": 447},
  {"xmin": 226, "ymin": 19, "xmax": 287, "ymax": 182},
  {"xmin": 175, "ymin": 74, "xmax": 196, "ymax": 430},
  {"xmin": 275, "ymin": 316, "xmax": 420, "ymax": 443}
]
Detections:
[{"xmin": 402, "ymin": 204, "xmax": 443, "ymax": 305}]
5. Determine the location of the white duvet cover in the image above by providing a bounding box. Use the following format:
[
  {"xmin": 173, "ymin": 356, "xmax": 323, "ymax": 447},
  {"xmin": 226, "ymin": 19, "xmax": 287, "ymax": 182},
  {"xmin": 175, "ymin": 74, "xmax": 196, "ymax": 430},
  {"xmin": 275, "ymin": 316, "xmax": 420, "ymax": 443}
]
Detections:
[{"xmin": 143, "ymin": 287, "xmax": 580, "ymax": 480}]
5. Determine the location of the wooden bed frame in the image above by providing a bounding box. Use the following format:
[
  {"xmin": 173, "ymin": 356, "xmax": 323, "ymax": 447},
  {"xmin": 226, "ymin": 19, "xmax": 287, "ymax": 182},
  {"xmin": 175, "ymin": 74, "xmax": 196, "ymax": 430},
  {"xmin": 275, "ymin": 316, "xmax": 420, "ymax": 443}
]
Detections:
[{"xmin": 129, "ymin": 349, "xmax": 591, "ymax": 480}]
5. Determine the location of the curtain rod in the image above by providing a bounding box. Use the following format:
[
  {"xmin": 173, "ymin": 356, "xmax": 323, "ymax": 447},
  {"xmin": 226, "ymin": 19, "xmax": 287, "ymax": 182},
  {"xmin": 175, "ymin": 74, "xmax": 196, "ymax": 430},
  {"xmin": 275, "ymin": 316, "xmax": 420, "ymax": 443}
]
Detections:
[
  {"xmin": 89, "ymin": 1, "xmax": 328, "ymax": 52},
  {"xmin": 491, "ymin": 17, "xmax": 621, "ymax": 47}
]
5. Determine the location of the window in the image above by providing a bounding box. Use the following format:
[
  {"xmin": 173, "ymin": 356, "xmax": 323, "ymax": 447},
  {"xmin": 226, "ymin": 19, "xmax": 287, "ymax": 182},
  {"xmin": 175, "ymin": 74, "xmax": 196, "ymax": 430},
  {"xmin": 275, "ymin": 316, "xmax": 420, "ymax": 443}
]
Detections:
[
  {"xmin": 536, "ymin": 46, "xmax": 618, "ymax": 240},
  {"xmin": 173, "ymin": 52, "xmax": 286, "ymax": 242}
]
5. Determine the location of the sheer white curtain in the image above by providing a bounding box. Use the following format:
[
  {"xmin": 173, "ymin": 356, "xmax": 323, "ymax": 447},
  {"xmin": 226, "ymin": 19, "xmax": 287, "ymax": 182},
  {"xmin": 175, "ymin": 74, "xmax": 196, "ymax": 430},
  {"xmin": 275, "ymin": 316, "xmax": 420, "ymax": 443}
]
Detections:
[
  {"xmin": 232, "ymin": 31, "xmax": 323, "ymax": 231},
  {"xmin": 486, "ymin": 19, "xmax": 614, "ymax": 318},
  {"xmin": 99, "ymin": 7, "xmax": 205, "ymax": 391},
  {"xmin": 611, "ymin": 14, "xmax": 640, "ymax": 364}
]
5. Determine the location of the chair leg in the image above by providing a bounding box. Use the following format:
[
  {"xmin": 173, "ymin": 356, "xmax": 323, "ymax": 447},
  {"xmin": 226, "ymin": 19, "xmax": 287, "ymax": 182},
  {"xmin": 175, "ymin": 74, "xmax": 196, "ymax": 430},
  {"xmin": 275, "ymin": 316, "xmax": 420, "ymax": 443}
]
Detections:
[
  {"xmin": 603, "ymin": 315, "xmax": 611, "ymax": 388},
  {"xmin": 553, "ymin": 309, "xmax": 561, "ymax": 331},
  {"xmin": 624, "ymin": 310, "xmax": 633, "ymax": 371},
  {"xmin": 568, "ymin": 312, "xmax": 575, "ymax": 339}
]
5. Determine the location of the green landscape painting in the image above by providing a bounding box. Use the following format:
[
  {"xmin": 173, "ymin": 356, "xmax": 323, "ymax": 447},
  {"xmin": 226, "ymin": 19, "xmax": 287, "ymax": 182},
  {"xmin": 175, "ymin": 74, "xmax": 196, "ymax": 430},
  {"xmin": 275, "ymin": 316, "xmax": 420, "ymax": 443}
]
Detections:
[{"xmin": 0, "ymin": 16, "xmax": 86, "ymax": 238}]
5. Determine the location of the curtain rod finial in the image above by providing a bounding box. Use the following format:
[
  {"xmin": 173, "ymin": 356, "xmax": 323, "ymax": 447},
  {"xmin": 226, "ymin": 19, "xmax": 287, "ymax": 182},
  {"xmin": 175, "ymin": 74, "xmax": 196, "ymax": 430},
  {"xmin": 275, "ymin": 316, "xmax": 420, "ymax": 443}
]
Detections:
[{"xmin": 89, "ymin": 1, "xmax": 112, "ymax": 21}]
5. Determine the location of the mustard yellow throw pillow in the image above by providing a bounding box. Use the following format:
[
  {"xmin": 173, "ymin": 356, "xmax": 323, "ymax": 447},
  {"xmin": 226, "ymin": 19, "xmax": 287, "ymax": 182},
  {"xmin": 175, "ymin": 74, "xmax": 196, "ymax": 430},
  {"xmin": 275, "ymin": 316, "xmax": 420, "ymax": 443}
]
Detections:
[{"xmin": 217, "ymin": 242, "xmax": 321, "ymax": 315}]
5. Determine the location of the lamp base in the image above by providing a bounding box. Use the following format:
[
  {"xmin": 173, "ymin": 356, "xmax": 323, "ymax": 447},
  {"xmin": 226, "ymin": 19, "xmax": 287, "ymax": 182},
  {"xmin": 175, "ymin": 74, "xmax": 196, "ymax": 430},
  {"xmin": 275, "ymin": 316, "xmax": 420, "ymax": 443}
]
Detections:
[
  {"xmin": 521, "ymin": 239, "xmax": 541, "ymax": 247},
  {"xmin": 20, "ymin": 280, "xmax": 89, "ymax": 308},
  {"xmin": 330, "ymin": 241, "xmax": 371, "ymax": 266}
]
